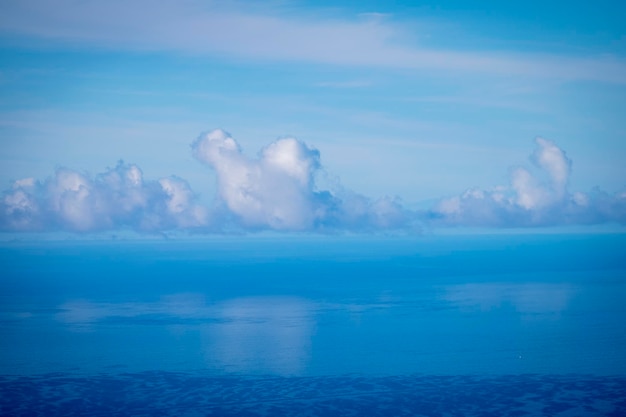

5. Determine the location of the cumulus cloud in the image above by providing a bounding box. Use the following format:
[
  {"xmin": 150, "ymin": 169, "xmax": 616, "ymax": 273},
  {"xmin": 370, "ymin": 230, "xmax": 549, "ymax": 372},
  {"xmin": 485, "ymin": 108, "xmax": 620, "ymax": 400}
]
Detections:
[
  {"xmin": 1, "ymin": 161, "xmax": 209, "ymax": 232},
  {"xmin": 191, "ymin": 129, "xmax": 410, "ymax": 231},
  {"xmin": 3, "ymin": 131, "xmax": 623, "ymax": 233},
  {"xmin": 429, "ymin": 137, "xmax": 626, "ymax": 227},
  {"xmin": 0, "ymin": 129, "xmax": 410, "ymax": 233}
]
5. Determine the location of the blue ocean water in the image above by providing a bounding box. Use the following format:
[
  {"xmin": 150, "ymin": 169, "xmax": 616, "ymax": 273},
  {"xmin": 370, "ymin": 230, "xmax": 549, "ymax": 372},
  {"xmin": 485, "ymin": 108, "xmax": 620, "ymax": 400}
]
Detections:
[{"xmin": 1, "ymin": 233, "xmax": 625, "ymax": 415}]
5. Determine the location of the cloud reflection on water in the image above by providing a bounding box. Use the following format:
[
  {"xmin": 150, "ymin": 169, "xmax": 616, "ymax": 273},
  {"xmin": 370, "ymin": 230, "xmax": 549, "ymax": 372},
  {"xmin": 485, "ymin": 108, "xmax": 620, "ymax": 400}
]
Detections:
[
  {"xmin": 206, "ymin": 296, "xmax": 314, "ymax": 376},
  {"xmin": 442, "ymin": 282, "xmax": 576, "ymax": 314},
  {"xmin": 56, "ymin": 294, "xmax": 315, "ymax": 375},
  {"xmin": 56, "ymin": 293, "xmax": 212, "ymax": 327}
]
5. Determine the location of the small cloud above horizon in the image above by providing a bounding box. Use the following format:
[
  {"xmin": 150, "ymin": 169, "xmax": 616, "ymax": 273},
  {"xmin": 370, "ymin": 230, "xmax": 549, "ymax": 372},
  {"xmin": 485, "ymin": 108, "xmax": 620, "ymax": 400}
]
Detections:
[{"xmin": 429, "ymin": 137, "xmax": 626, "ymax": 227}]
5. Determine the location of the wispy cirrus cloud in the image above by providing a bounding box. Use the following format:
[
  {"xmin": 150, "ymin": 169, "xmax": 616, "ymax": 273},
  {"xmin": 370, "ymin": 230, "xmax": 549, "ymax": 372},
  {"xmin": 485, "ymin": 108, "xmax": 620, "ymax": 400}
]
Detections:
[{"xmin": 1, "ymin": 0, "xmax": 625, "ymax": 84}]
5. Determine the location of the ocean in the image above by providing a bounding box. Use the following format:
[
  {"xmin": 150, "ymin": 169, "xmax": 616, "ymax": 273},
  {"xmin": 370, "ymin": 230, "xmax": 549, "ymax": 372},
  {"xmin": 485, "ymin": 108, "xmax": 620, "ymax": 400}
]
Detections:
[{"xmin": 1, "ymin": 233, "xmax": 625, "ymax": 415}]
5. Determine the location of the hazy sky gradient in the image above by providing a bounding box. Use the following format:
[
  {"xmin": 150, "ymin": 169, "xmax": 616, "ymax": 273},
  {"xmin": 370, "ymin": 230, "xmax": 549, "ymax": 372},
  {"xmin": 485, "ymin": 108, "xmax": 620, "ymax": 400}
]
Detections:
[{"xmin": 1, "ymin": 0, "xmax": 625, "ymax": 233}]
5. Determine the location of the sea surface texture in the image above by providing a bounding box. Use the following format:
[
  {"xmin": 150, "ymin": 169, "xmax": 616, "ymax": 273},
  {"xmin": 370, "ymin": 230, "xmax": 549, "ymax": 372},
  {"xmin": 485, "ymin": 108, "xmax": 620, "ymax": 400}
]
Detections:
[{"xmin": 1, "ymin": 234, "xmax": 625, "ymax": 416}]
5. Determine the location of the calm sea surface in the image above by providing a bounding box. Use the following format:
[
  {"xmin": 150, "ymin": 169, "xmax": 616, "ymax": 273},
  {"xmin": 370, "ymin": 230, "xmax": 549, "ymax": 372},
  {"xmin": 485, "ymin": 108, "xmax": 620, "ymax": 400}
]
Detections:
[{"xmin": 1, "ymin": 233, "xmax": 625, "ymax": 415}]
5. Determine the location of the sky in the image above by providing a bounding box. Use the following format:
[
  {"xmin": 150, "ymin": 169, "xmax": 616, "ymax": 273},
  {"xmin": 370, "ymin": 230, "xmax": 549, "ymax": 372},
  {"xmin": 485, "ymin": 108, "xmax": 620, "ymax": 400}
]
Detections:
[{"xmin": 0, "ymin": 0, "xmax": 625, "ymax": 234}]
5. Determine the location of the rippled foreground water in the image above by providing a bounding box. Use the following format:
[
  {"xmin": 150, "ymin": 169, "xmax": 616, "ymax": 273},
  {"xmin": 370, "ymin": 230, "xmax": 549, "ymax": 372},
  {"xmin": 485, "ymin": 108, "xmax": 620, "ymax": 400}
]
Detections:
[
  {"xmin": 1, "ymin": 234, "xmax": 625, "ymax": 416},
  {"xmin": 2, "ymin": 372, "xmax": 625, "ymax": 416}
]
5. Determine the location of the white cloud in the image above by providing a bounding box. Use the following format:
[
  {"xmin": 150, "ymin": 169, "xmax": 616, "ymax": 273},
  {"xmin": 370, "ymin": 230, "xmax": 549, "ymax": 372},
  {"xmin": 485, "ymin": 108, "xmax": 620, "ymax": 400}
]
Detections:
[
  {"xmin": 47, "ymin": 169, "xmax": 95, "ymax": 231},
  {"xmin": 192, "ymin": 129, "xmax": 410, "ymax": 231},
  {"xmin": 511, "ymin": 167, "xmax": 556, "ymax": 210},
  {"xmin": 191, "ymin": 130, "xmax": 318, "ymax": 230},
  {"xmin": 159, "ymin": 177, "xmax": 209, "ymax": 228},
  {"xmin": 2, "ymin": 187, "xmax": 40, "ymax": 230},
  {"xmin": 0, "ymin": 161, "xmax": 209, "ymax": 232},
  {"xmin": 12, "ymin": 178, "xmax": 35, "ymax": 188},
  {"xmin": 533, "ymin": 137, "xmax": 571, "ymax": 194},
  {"xmin": 430, "ymin": 137, "xmax": 626, "ymax": 227}
]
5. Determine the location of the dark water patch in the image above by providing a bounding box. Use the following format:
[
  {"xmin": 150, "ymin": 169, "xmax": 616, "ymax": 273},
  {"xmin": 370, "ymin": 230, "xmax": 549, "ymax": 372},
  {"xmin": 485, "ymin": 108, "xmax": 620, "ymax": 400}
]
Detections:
[{"xmin": 1, "ymin": 372, "xmax": 625, "ymax": 416}]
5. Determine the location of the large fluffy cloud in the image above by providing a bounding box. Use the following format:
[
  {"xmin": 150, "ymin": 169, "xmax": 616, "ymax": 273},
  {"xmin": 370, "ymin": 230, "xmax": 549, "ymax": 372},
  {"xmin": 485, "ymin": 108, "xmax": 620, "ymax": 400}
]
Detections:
[
  {"xmin": 1, "ymin": 161, "xmax": 208, "ymax": 232},
  {"xmin": 429, "ymin": 137, "xmax": 626, "ymax": 227},
  {"xmin": 191, "ymin": 129, "xmax": 409, "ymax": 231}
]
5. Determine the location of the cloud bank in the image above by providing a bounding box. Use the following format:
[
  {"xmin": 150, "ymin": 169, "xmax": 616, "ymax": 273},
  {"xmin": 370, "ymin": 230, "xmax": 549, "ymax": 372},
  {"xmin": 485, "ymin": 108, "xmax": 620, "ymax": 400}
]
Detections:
[
  {"xmin": 1, "ymin": 129, "xmax": 409, "ymax": 233},
  {"xmin": 2, "ymin": 131, "xmax": 624, "ymax": 234},
  {"xmin": 429, "ymin": 137, "xmax": 626, "ymax": 227}
]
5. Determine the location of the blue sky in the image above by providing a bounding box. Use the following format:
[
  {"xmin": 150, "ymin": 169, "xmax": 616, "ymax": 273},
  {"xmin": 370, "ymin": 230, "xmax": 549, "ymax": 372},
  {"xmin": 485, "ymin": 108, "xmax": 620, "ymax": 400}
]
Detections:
[{"xmin": 1, "ymin": 0, "xmax": 625, "ymax": 233}]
